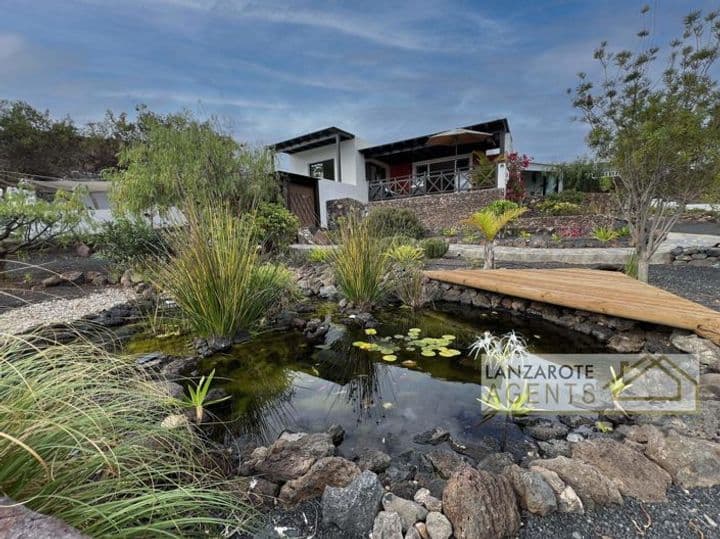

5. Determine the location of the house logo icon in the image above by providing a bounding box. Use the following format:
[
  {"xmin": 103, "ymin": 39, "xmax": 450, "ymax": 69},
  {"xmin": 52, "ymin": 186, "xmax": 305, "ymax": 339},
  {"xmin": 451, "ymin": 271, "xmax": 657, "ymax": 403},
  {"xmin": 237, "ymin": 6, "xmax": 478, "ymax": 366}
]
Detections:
[{"xmin": 602, "ymin": 353, "xmax": 698, "ymax": 413}]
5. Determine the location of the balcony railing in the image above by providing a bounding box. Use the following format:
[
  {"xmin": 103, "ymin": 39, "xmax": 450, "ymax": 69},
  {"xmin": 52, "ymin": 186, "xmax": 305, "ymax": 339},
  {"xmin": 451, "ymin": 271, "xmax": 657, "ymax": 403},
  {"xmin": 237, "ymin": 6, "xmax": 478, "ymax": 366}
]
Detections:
[{"xmin": 368, "ymin": 168, "xmax": 478, "ymax": 201}]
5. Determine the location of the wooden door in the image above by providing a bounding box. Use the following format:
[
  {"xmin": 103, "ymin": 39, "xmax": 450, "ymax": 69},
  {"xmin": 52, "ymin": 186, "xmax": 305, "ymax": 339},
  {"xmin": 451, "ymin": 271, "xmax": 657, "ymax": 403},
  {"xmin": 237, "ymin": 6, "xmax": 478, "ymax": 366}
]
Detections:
[{"xmin": 286, "ymin": 181, "xmax": 319, "ymax": 228}]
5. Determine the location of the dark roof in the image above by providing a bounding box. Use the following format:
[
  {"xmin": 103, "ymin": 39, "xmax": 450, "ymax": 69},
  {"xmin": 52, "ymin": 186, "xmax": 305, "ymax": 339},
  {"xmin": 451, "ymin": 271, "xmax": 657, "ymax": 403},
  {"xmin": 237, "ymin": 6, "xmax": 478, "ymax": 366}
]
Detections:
[
  {"xmin": 271, "ymin": 127, "xmax": 355, "ymax": 154},
  {"xmin": 360, "ymin": 118, "xmax": 509, "ymax": 159}
]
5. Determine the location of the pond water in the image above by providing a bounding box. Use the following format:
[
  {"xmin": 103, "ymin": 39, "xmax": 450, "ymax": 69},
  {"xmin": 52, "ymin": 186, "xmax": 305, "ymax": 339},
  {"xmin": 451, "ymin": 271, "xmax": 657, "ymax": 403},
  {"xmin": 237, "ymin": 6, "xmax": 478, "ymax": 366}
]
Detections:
[{"xmin": 128, "ymin": 303, "xmax": 605, "ymax": 457}]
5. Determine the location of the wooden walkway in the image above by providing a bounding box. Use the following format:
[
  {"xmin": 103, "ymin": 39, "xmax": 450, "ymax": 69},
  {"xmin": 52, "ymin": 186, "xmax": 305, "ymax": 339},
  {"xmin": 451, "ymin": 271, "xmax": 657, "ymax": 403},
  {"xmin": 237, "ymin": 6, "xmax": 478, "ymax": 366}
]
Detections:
[{"xmin": 425, "ymin": 268, "xmax": 720, "ymax": 345}]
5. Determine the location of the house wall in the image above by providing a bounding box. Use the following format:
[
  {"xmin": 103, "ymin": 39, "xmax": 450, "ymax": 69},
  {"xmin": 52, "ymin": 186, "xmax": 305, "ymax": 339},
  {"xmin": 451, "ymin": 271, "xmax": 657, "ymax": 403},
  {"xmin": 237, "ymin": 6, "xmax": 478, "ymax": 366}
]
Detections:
[
  {"xmin": 367, "ymin": 188, "xmax": 504, "ymax": 232},
  {"xmin": 318, "ymin": 179, "xmax": 368, "ymax": 228}
]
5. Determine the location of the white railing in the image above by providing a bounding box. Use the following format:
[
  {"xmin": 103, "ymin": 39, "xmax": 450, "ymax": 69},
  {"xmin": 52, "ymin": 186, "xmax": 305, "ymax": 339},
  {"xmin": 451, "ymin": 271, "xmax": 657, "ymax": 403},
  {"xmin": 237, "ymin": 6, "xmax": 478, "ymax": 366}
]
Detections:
[{"xmin": 368, "ymin": 167, "xmax": 476, "ymax": 201}]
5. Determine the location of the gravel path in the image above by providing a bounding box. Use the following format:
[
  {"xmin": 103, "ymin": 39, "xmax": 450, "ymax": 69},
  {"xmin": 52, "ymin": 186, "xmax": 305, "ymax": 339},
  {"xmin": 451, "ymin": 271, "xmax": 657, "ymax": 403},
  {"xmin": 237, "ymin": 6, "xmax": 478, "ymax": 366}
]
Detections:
[
  {"xmin": 0, "ymin": 288, "xmax": 136, "ymax": 335},
  {"xmin": 522, "ymin": 485, "xmax": 720, "ymax": 539}
]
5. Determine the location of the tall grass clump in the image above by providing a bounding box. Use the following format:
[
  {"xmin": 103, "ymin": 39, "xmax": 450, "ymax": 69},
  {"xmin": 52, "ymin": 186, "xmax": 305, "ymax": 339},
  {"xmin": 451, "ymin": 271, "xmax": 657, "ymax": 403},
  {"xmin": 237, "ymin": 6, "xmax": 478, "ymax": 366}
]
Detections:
[
  {"xmin": 155, "ymin": 205, "xmax": 295, "ymax": 339},
  {"xmin": 329, "ymin": 213, "xmax": 391, "ymax": 310},
  {"xmin": 0, "ymin": 335, "xmax": 256, "ymax": 537}
]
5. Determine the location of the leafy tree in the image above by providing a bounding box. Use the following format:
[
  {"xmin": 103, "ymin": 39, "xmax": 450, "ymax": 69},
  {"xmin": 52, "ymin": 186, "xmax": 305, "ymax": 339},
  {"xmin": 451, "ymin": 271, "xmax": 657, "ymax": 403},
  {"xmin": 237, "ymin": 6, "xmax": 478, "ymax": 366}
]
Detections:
[
  {"xmin": 570, "ymin": 7, "xmax": 720, "ymax": 281},
  {"xmin": 552, "ymin": 158, "xmax": 606, "ymax": 192},
  {"xmin": 107, "ymin": 111, "xmax": 279, "ymax": 215},
  {"xmin": 504, "ymin": 152, "xmax": 530, "ymax": 202},
  {"xmin": 0, "ymin": 184, "xmax": 89, "ymax": 258}
]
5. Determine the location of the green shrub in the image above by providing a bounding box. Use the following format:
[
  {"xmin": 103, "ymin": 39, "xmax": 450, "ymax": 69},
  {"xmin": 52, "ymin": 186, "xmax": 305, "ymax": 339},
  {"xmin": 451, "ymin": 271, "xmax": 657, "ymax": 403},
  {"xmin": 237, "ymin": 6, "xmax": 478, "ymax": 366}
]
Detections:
[
  {"xmin": 616, "ymin": 225, "xmax": 630, "ymax": 238},
  {"xmin": 155, "ymin": 205, "xmax": 296, "ymax": 339},
  {"xmin": 386, "ymin": 243, "xmax": 425, "ymax": 265},
  {"xmin": 253, "ymin": 202, "xmax": 299, "ymax": 251},
  {"xmin": 592, "ymin": 226, "xmax": 619, "ymax": 242},
  {"xmin": 421, "ymin": 238, "xmax": 449, "ymax": 258},
  {"xmin": 537, "ymin": 200, "xmax": 582, "ymax": 215},
  {"xmin": 0, "ymin": 335, "xmax": 256, "ymax": 537},
  {"xmin": 365, "ymin": 207, "xmax": 424, "ymax": 239},
  {"xmin": 485, "ymin": 199, "xmax": 520, "ymax": 216},
  {"xmin": 307, "ymin": 247, "xmax": 331, "ymax": 264},
  {"xmin": 330, "ymin": 213, "xmax": 391, "ymax": 310},
  {"xmin": 547, "ymin": 190, "xmax": 585, "ymax": 204},
  {"xmin": 96, "ymin": 216, "xmax": 168, "ymax": 268}
]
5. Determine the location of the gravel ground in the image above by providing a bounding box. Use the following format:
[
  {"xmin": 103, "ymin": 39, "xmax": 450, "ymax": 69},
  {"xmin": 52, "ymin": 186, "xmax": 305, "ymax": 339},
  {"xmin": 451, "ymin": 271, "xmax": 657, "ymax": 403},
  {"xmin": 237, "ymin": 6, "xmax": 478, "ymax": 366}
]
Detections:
[
  {"xmin": 241, "ymin": 486, "xmax": 720, "ymax": 539},
  {"xmin": 521, "ymin": 485, "xmax": 720, "ymax": 539},
  {"xmin": 426, "ymin": 259, "xmax": 720, "ymax": 311},
  {"xmin": 0, "ymin": 288, "xmax": 135, "ymax": 335}
]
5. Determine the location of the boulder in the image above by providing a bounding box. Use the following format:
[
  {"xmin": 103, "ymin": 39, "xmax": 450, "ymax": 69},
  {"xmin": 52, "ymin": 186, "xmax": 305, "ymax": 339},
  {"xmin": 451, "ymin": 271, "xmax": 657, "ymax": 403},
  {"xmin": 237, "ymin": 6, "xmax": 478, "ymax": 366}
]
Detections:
[
  {"xmin": 537, "ymin": 439, "xmax": 571, "ymax": 459},
  {"xmin": 505, "ymin": 464, "xmax": 557, "ymax": 516},
  {"xmin": 41, "ymin": 275, "xmax": 63, "ymax": 287},
  {"xmin": 527, "ymin": 456, "xmax": 622, "ymax": 509},
  {"xmin": 372, "ymin": 511, "xmax": 403, "ymax": 539},
  {"xmin": 426, "ymin": 448, "xmax": 470, "ymax": 479},
  {"xmin": 477, "ymin": 452, "xmax": 515, "ymax": 473},
  {"xmin": 571, "ymin": 438, "xmax": 671, "ymax": 502},
  {"xmin": 382, "ymin": 493, "xmax": 428, "ymax": 532},
  {"xmin": 442, "ymin": 467, "xmax": 520, "ymax": 539},
  {"xmin": 624, "ymin": 425, "xmax": 720, "ymax": 488},
  {"xmin": 0, "ymin": 497, "xmax": 89, "ymax": 538},
  {"xmin": 671, "ymin": 333, "xmax": 720, "ymax": 372},
  {"xmin": 245, "ymin": 477, "xmax": 280, "ymax": 508},
  {"xmin": 326, "ymin": 424, "xmax": 345, "ymax": 445},
  {"xmin": 357, "ymin": 449, "xmax": 392, "ymax": 473},
  {"xmin": 278, "ymin": 456, "xmax": 360, "ymax": 505},
  {"xmin": 522, "ymin": 418, "xmax": 570, "ymax": 441},
  {"xmin": 529, "ymin": 466, "xmax": 584, "ymax": 514},
  {"xmin": 60, "ymin": 271, "xmax": 84, "ymax": 285},
  {"xmin": 404, "ymin": 525, "xmax": 422, "ymax": 539},
  {"xmin": 322, "ymin": 470, "xmax": 384, "ymax": 537},
  {"xmin": 413, "ymin": 488, "xmax": 442, "ymax": 512},
  {"xmin": 425, "ymin": 512, "xmax": 452, "ymax": 539},
  {"xmin": 412, "ymin": 427, "xmax": 450, "ymax": 445},
  {"xmin": 413, "ymin": 522, "xmax": 430, "ymax": 539},
  {"xmin": 254, "ymin": 432, "xmax": 335, "ymax": 482},
  {"xmin": 700, "ymin": 373, "xmax": 720, "ymax": 399},
  {"xmin": 607, "ymin": 331, "xmax": 646, "ymax": 353}
]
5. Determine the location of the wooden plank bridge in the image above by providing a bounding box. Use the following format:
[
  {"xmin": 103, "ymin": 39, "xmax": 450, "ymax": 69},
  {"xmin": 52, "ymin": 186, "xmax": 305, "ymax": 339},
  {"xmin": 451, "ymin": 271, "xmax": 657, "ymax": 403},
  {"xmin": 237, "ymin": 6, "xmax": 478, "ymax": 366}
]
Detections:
[{"xmin": 425, "ymin": 268, "xmax": 720, "ymax": 345}]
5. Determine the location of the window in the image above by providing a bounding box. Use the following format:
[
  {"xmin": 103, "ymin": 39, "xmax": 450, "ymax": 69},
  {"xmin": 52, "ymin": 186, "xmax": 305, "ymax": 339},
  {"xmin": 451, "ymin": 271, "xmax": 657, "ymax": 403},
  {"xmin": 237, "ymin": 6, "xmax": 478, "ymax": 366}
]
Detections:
[
  {"xmin": 365, "ymin": 162, "xmax": 387, "ymax": 182},
  {"xmin": 309, "ymin": 159, "xmax": 335, "ymax": 180}
]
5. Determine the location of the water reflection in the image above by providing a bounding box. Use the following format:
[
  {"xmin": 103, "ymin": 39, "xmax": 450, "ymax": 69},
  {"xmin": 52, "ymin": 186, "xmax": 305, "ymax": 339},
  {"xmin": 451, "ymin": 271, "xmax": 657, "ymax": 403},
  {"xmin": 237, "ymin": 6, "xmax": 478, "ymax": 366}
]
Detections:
[{"xmin": 187, "ymin": 303, "xmax": 604, "ymax": 452}]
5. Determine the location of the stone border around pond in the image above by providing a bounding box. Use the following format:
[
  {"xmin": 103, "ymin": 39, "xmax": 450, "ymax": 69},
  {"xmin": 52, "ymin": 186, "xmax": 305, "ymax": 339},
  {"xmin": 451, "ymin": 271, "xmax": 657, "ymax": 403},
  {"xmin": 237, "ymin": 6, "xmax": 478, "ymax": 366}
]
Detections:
[{"xmin": 670, "ymin": 244, "xmax": 720, "ymax": 267}]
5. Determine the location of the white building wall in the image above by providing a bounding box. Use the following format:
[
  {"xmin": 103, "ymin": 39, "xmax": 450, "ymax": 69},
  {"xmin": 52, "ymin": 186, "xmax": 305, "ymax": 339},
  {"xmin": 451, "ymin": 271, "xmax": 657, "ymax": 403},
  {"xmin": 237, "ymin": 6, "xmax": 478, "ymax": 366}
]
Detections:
[{"xmin": 281, "ymin": 137, "xmax": 371, "ymax": 227}]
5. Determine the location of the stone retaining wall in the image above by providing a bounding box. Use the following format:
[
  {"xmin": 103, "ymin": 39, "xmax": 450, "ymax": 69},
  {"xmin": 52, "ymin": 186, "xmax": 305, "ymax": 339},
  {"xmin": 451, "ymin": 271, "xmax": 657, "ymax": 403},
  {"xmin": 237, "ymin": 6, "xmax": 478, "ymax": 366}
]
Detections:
[
  {"xmin": 670, "ymin": 244, "xmax": 720, "ymax": 267},
  {"xmin": 367, "ymin": 188, "xmax": 504, "ymax": 232},
  {"xmin": 423, "ymin": 278, "xmax": 669, "ymax": 352},
  {"xmin": 508, "ymin": 215, "xmax": 624, "ymax": 237}
]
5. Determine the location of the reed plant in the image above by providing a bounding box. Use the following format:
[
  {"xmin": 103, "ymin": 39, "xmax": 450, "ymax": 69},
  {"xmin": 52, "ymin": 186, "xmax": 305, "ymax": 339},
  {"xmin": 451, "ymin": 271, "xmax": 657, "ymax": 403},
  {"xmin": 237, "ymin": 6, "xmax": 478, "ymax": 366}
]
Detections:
[
  {"xmin": 155, "ymin": 205, "xmax": 295, "ymax": 339},
  {"xmin": 0, "ymin": 334, "xmax": 255, "ymax": 537},
  {"xmin": 329, "ymin": 213, "xmax": 391, "ymax": 310}
]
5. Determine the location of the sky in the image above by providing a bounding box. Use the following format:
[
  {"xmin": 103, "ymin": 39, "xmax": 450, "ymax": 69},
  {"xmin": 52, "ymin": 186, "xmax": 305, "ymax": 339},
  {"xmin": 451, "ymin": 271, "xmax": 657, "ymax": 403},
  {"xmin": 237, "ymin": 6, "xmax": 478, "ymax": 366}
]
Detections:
[{"xmin": 1, "ymin": 0, "xmax": 718, "ymax": 162}]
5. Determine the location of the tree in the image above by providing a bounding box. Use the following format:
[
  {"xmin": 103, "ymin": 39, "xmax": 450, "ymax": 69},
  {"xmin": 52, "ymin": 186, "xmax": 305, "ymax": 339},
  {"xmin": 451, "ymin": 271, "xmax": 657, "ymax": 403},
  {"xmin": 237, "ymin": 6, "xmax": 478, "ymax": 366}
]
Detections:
[
  {"xmin": 553, "ymin": 157, "xmax": 606, "ymax": 192},
  {"xmin": 107, "ymin": 111, "xmax": 279, "ymax": 216},
  {"xmin": 0, "ymin": 184, "xmax": 89, "ymax": 258},
  {"xmin": 464, "ymin": 206, "xmax": 527, "ymax": 269},
  {"xmin": 504, "ymin": 152, "xmax": 530, "ymax": 202},
  {"xmin": 570, "ymin": 7, "xmax": 720, "ymax": 282}
]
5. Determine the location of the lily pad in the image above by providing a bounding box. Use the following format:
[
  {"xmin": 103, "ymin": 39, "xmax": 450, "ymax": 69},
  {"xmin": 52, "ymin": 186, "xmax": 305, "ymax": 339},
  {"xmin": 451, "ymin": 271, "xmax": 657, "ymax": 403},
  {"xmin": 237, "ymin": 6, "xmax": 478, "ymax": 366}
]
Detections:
[
  {"xmin": 382, "ymin": 354, "xmax": 398, "ymax": 362},
  {"xmin": 365, "ymin": 328, "xmax": 377, "ymax": 336},
  {"xmin": 421, "ymin": 349, "xmax": 436, "ymax": 357}
]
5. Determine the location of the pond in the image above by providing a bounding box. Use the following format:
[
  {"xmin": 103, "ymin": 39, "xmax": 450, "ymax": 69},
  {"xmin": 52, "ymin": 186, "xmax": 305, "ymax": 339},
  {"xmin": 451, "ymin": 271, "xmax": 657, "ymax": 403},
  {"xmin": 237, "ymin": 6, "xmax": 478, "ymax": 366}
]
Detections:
[{"xmin": 127, "ymin": 302, "xmax": 606, "ymax": 457}]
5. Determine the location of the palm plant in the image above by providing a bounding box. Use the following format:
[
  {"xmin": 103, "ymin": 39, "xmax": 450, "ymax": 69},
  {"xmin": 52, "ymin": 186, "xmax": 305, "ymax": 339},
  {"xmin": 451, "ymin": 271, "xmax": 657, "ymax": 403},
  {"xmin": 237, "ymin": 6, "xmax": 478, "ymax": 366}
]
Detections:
[
  {"xmin": 463, "ymin": 206, "xmax": 527, "ymax": 269},
  {"xmin": 0, "ymin": 334, "xmax": 255, "ymax": 537},
  {"xmin": 185, "ymin": 369, "xmax": 230, "ymax": 423}
]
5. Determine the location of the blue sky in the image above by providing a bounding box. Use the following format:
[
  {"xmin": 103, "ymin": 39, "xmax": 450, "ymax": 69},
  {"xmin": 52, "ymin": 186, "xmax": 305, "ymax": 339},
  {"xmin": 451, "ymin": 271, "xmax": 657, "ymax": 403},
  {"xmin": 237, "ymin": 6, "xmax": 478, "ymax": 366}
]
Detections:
[{"xmin": 1, "ymin": 0, "xmax": 717, "ymax": 161}]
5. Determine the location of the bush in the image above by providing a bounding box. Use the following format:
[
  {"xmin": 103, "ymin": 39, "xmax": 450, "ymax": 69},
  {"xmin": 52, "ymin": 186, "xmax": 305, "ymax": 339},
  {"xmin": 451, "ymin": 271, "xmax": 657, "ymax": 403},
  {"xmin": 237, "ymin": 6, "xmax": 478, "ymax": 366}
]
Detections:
[
  {"xmin": 485, "ymin": 199, "xmax": 520, "ymax": 216},
  {"xmin": 253, "ymin": 202, "xmax": 299, "ymax": 251},
  {"xmin": 365, "ymin": 207, "xmax": 424, "ymax": 239},
  {"xmin": 547, "ymin": 190, "xmax": 585, "ymax": 204},
  {"xmin": 0, "ymin": 184, "xmax": 88, "ymax": 257},
  {"xmin": 421, "ymin": 238, "xmax": 449, "ymax": 258},
  {"xmin": 0, "ymin": 335, "xmax": 255, "ymax": 537},
  {"xmin": 330, "ymin": 213, "xmax": 391, "ymax": 310},
  {"xmin": 307, "ymin": 247, "xmax": 331, "ymax": 264},
  {"xmin": 96, "ymin": 216, "xmax": 168, "ymax": 268},
  {"xmin": 386, "ymin": 243, "xmax": 425, "ymax": 265},
  {"xmin": 536, "ymin": 200, "xmax": 582, "ymax": 215},
  {"xmin": 155, "ymin": 205, "xmax": 296, "ymax": 339}
]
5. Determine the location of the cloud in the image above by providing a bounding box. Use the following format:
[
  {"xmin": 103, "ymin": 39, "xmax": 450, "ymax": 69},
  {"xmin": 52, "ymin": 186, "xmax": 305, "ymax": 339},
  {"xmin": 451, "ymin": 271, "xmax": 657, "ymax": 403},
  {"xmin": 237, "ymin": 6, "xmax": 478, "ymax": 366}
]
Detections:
[{"xmin": 98, "ymin": 89, "xmax": 288, "ymax": 110}]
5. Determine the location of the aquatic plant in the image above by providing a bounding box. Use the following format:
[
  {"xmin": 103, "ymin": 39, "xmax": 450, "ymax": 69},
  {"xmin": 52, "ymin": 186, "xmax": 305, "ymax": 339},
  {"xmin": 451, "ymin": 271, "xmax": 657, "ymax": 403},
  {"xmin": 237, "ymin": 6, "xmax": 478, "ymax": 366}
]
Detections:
[
  {"xmin": 185, "ymin": 369, "xmax": 230, "ymax": 423},
  {"xmin": 469, "ymin": 330, "xmax": 528, "ymax": 370},
  {"xmin": 352, "ymin": 327, "xmax": 461, "ymax": 360},
  {"xmin": 478, "ymin": 384, "xmax": 533, "ymax": 417},
  {"xmin": 463, "ymin": 207, "xmax": 527, "ymax": 269},
  {"xmin": 329, "ymin": 213, "xmax": 391, "ymax": 310},
  {"xmin": 155, "ymin": 205, "xmax": 296, "ymax": 339},
  {"xmin": 0, "ymin": 334, "xmax": 256, "ymax": 537}
]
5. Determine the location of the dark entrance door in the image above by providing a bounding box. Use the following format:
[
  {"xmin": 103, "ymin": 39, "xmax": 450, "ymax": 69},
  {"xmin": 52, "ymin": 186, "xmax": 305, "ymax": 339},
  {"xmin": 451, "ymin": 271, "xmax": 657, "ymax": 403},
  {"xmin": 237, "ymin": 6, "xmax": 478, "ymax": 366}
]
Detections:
[{"xmin": 286, "ymin": 180, "xmax": 319, "ymax": 228}]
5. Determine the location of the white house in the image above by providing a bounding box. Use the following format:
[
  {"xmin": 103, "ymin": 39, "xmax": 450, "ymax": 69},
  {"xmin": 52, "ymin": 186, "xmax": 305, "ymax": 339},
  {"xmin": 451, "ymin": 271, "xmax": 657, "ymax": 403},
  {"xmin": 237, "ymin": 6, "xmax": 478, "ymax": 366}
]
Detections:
[{"xmin": 273, "ymin": 119, "xmax": 513, "ymax": 228}]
